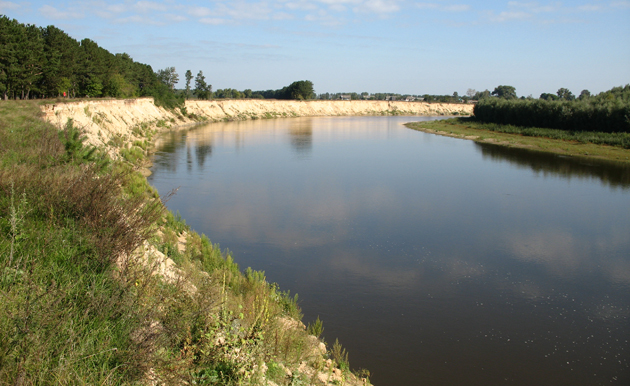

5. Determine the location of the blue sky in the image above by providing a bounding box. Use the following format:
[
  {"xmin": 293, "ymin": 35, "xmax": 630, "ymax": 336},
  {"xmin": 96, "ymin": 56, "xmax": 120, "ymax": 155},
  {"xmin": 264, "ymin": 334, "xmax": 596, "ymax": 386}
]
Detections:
[{"xmin": 2, "ymin": 1, "xmax": 629, "ymax": 96}]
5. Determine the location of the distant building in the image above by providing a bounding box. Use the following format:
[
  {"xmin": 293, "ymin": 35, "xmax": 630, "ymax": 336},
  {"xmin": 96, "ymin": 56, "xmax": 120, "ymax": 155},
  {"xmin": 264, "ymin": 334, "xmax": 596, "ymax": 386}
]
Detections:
[
  {"xmin": 405, "ymin": 96, "xmax": 416, "ymax": 102},
  {"xmin": 339, "ymin": 94, "xmax": 351, "ymax": 100}
]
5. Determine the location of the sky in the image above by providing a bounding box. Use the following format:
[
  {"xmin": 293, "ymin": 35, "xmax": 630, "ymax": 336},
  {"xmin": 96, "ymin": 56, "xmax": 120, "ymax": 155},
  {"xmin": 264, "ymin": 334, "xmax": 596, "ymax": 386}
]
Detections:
[{"xmin": 2, "ymin": 0, "xmax": 629, "ymax": 97}]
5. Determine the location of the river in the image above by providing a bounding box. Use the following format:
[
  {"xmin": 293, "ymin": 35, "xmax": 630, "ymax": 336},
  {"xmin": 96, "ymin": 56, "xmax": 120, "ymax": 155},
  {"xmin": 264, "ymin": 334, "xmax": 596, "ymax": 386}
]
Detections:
[{"xmin": 148, "ymin": 116, "xmax": 630, "ymax": 386}]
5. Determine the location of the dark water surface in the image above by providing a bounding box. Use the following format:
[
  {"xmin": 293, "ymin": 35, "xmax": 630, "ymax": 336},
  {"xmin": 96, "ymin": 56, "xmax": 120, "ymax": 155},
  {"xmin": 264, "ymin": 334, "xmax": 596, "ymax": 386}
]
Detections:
[{"xmin": 148, "ymin": 116, "xmax": 630, "ymax": 386}]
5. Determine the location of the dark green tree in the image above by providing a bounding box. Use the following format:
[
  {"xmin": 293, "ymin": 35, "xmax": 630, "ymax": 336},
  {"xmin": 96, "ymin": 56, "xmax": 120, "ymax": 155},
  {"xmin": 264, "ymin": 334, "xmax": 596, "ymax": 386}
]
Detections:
[
  {"xmin": 473, "ymin": 90, "xmax": 491, "ymax": 100},
  {"xmin": 285, "ymin": 80, "xmax": 314, "ymax": 100},
  {"xmin": 578, "ymin": 89, "xmax": 591, "ymax": 100},
  {"xmin": 556, "ymin": 88, "xmax": 575, "ymax": 101},
  {"xmin": 185, "ymin": 70, "xmax": 192, "ymax": 99},
  {"xmin": 540, "ymin": 93, "xmax": 559, "ymax": 101},
  {"xmin": 157, "ymin": 67, "xmax": 179, "ymax": 90},
  {"xmin": 194, "ymin": 70, "xmax": 211, "ymax": 100},
  {"xmin": 492, "ymin": 85, "xmax": 517, "ymax": 99}
]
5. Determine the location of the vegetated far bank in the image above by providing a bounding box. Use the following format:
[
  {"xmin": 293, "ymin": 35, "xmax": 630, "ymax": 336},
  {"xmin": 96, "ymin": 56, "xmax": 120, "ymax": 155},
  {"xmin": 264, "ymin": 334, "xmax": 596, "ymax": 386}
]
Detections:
[
  {"xmin": 0, "ymin": 99, "xmax": 372, "ymax": 385},
  {"xmin": 405, "ymin": 118, "xmax": 630, "ymax": 164},
  {"xmin": 405, "ymin": 85, "xmax": 630, "ymax": 164}
]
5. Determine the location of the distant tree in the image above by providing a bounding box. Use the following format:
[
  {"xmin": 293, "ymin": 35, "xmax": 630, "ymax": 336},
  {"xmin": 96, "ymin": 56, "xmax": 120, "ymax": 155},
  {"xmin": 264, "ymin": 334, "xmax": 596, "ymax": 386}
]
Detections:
[
  {"xmin": 492, "ymin": 85, "xmax": 517, "ymax": 99},
  {"xmin": 84, "ymin": 75, "xmax": 103, "ymax": 97},
  {"xmin": 540, "ymin": 93, "xmax": 558, "ymax": 101},
  {"xmin": 104, "ymin": 73, "xmax": 134, "ymax": 98},
  {"xmin": 243, "ymin": 89, "xmax": 252, "ymax": 98},
  {"xmin": 466, "ymin": 88, "xmax": 476, "ymax": 98},
  {"xmin": 157, "ymin": 67, "xmax": 179, "ymax": 90},
  {"xmin": 473, "ymin": 90, "xmax": 491, "ymax": 100},
  {"xmin": 556, "ymin": 88, "xmax": 575, "ymax": 101},
  {"xmin": 194, "ymin": 70, "xmax": 211, "ymax": 100},
  {"xmin": 285, "ymin": 80, "xmax": 314, "ymax": 100},
  {"xmin": 452, "ymin": 91, "xmax": 460, "ymax": 102},
  {"xmin": 57, "ymin": 77, "xmax": 72, "ymax": 97},
  {"xmin": 578, "ymin": 89, "xmax": 591, "ymax": 100},
  {"xmin": 185, "ymin": 70, "xmax": 192, "ymax": 98}
]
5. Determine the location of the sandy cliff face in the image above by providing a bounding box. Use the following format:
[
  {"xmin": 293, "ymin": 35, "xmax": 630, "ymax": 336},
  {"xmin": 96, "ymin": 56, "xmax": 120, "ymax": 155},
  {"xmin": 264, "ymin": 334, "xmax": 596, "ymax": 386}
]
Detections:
[
  {"xmin": 184, "ymin": 99, "xmax": 474, "ymax": 120},
  {"xmin": 41, "ymin": 98, "xmax": 474, "ymax": 153}
]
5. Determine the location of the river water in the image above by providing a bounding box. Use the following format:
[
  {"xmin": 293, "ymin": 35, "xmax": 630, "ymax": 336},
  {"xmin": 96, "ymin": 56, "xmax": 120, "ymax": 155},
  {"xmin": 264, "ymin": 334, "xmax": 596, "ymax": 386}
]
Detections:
[{"xmin": 148, "ymin": 116, "xmax": 630, "ymax": 386}]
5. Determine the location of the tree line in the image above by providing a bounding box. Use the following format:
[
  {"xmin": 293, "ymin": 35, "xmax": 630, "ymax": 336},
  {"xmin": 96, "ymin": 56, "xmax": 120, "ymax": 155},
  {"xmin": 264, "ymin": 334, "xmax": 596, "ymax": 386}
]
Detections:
[
  {"xmin": 0, "ymin": 15, "xmax": 174, "ymax": 103},
  {"xmin": 472, "ymin": 85, "xmax": 630, "ymax": 133},
  {"xmin": 0, "ymin": 16, "xmax": 320, "ymax": 107}
]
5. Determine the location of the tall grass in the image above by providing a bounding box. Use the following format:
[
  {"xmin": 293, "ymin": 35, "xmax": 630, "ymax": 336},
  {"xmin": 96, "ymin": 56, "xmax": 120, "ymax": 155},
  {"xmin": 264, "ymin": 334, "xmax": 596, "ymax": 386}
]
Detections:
[
  {"xmin": 457, "ymin": 117, "xmax": 630, "ymax": 149},
  {"xmin": 1, "ymin": 100, "xmax": 364, "ymax": 385}
]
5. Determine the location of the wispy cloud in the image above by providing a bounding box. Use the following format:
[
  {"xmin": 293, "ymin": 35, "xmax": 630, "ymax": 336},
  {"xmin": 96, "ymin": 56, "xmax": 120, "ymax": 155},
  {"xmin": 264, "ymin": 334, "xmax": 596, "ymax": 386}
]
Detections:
[
  {"xmin": 0, "ymin": 0, "xmax": 20, "ymax": 12},
  {"xmin": 416, "ymin": 2, "xmax": 470, "ymax": 12},
  {"xmin": 38, "ymin": 4, "xmax": 84, "ymax": 20},
  {"xmin": 199, "ymin": 17, "xmax": 229, "ymax": 25},
  {"xmin": 578, "ymin": 4, "xmax": 604, "ymax": 11},
  {"xmin": 483, "ymin": 10, "xmax": 532, "ymax": 22},
  {"xmin": 133, "ymin": 1, "xmax": 168, "ymax": 13},
  {"xmin": 114, "ymin": 14, "xmax": 165, "ymax": 25},
  {"xmin": 354, "ymin": 0, "xmax": 401, "ymax": 14}
]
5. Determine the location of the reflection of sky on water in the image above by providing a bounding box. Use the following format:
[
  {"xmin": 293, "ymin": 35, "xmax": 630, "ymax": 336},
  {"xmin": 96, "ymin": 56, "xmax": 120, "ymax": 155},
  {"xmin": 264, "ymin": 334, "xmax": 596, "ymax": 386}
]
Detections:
[{"xmin": 149, "ymin": 116, "xmax": 630, "ymax": 386}]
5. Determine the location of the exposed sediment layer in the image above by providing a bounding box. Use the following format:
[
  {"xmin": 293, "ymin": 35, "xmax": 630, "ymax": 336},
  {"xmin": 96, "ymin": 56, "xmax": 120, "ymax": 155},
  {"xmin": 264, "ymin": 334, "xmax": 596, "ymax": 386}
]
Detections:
[{"xmin": 41, "ymin": 98, "xmax": 474, "ymax": 152}]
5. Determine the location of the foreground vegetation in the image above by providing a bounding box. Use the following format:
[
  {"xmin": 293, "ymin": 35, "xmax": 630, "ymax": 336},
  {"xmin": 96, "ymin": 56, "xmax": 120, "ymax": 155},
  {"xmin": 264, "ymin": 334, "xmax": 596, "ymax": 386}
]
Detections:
[
  {"xmin": 406, "ymin": 118, "xmax": 630, "ymax": 164},
  {"xmin": 0, "ymin": 100, "xmax": 368, "ymax": 385}
]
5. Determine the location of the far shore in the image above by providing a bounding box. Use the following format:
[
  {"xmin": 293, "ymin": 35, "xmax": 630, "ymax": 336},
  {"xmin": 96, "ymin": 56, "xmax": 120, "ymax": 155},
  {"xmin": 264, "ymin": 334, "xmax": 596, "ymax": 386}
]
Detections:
[{"xmin": 405, "ymin": 120, "xmax": 630, "ymax": 165}]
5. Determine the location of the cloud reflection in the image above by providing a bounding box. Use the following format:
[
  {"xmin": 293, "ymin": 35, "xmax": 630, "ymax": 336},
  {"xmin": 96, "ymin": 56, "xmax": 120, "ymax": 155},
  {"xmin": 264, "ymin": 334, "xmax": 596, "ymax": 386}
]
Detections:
[{"xmin": 151, "ymin": 117, "xmax": 630, "ymax": 321}]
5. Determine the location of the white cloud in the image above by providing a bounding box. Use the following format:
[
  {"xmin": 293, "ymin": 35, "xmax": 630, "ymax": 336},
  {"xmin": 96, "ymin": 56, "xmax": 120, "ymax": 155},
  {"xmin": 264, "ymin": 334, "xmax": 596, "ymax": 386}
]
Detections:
[
  {"xmin": 416, "ymin": 3, "xmax": 439, "ymax": 10},
  {"xmin": 199, "ymin": 17, "xmax": 229, "ymax": 25},
  {"xmin": 272, "ymin": 11, "xmax": 295, "ymax": 20},
  {"xmin": 578, "ymin": 4, "xmax": 603, "ymax": 11},
  {"xmin": 39, "ymin": 4, "xmax": 84, "ymax": 20},
  {"xmin": 164, "ymin": 14, "xmax": 187, "ymax": 22},
  {"xmin": 443, "ymin": 4, "xmax": 470, "ymax": 12},
  {"xmin": 484, "ymin": 10, "xmax": 532, "ymax": 22},
  {"xmin": 0, "ymin": 0, "xmax": 20, "ymax": 11},
  {"xmin": 283, "ymin": 1, "xmax": 319, "ymax": 11},
  {"xmin": 304, "ymin": 9, "xmax": 345, "ymax": 26},
  {"xmin": 355, "ymin": 0, "xmax": 401, "ymax": 13},
  {"xmin": 188, "ymin": 6, "xmax": 214, "ymax": 17},
  {"xmin": 507, "ymin": 1, "xmax": 560, "ymax": 13},
  {"xmin": 133, "ymin": 1, "xmax": 168, "ymax": 13},
  {"xmin": 114, "ymin": 14, "xmax": 163, "ymax": 24},
  {"xmin": 610, "ymin": 0, "xmax": 630, "ymax": 8},
  {"xmin": 416, "ymin": 2, "xmax": 470, "ymax": 12},
  {"xmin": 318, "ymin": 0, "xmax": 361, "ymax": 5}
]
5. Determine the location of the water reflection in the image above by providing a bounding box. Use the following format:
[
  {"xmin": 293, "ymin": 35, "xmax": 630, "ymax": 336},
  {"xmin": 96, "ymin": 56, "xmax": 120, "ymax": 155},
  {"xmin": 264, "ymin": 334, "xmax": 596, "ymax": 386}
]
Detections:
[
  {"xmin": 288, "ymin": 119, "xmax": 313, "ymax": 157},
  {"xmin": 476, "ymin": 142, "xmax": 630, "ymax": 188},
  {"xmin": 149, "ymin": 117, "xmax": 630, "ymax": 386}
]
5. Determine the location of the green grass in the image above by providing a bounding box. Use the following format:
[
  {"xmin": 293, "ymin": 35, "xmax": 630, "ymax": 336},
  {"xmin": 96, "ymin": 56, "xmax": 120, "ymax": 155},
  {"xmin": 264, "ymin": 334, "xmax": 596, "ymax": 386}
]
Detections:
[
  {"xmin": 406, "ymin": 118, "xmax": 630, "ymax": 164},
  {"xmin": 0, "ymin": 100, "xmax": 366, "ymax": 385}
]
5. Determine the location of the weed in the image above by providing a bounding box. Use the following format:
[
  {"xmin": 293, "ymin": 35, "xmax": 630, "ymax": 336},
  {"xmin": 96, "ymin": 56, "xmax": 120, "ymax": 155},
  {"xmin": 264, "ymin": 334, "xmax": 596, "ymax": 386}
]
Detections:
[
  {"xmin": 307, "ymin": 316, "xmax": 324, "ymax": 338},
  {"xmin": 331, "ymin": 339, "xmax": 349, "ymax": 371},
  {"xmin": 120, "ymin": 146, "xmax": 145, "ymax": 165},
  {"xmin": 6, "ymin": 183, "xmax": 29, "ymax": 265}
]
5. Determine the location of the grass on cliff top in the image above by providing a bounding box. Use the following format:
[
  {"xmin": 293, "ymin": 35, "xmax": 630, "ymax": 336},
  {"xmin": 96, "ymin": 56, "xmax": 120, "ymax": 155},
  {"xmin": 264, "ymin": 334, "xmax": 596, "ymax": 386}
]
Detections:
[
  {"xmin": 0, "ymin": 100, "xmax": 364, "ymax": 385},
  {"xmin": 406, "ymin": 117, "xmax": 630, "ymax": 164}
]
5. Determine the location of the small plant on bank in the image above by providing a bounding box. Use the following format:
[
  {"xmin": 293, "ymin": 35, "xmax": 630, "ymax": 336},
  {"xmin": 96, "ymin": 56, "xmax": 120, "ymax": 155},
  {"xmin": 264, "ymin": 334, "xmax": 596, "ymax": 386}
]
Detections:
[
  {"xmin": 331, "ymin": 339, "xmax": 350, "ymax": 371},
  {"xmin": 307, "ymin": 316, "xmax": 324, "ymax": 338}
]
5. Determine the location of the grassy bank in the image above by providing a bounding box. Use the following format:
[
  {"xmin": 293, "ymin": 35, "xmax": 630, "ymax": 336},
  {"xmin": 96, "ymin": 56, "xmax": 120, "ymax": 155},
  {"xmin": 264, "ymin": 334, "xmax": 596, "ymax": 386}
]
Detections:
[
  {"xmin": 405, "ymin": 118, "xmax": 630, "ymax": 164},
  {"xmin": 0, "ymin": 100, "xmax": 369, "ymax": 385}
]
